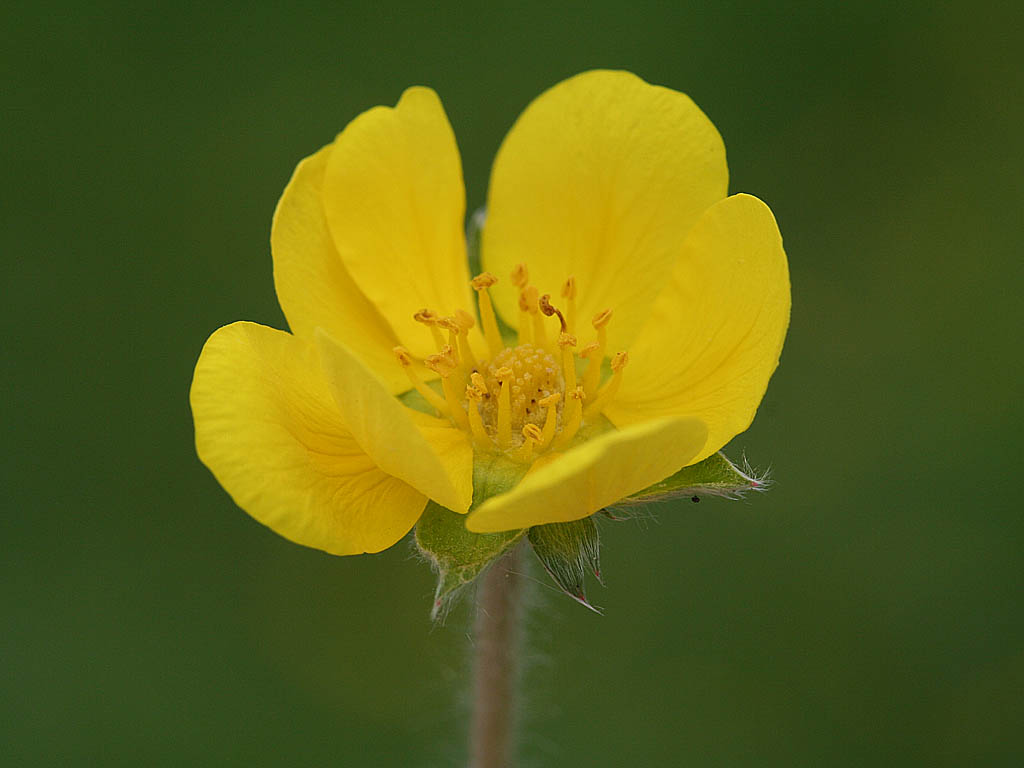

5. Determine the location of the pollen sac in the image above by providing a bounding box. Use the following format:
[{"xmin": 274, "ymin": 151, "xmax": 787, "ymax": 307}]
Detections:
[{"xmin": 480, "ymin": 344, "xmax": 563, "ymax": 440}]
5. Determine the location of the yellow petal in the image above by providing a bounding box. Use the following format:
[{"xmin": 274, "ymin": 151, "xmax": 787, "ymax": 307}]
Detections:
[
  {"xmin": 190, "ymin": 322, "xmax": 426, "ymax": 555},
  {"xmin": 322, "ymin": 86, "xmax": 474, "ymax": 357},
  {"xmin": 483, "ymin": 70, "xmax": 727, "ymax": 348},
  {"xmin": 466, "ymin": 417, "xmax": 708, "ymax": 532},
  {"xmin": 271, "ymin": 146, "xmax": 407, "ymax": 394},
  {"xmin": 605, "ymin": 194, "xmax": 791, "ymax": 463},
  {"xmin": 315, "ymin": 328, "xmax": 473, "ymax": 513}
]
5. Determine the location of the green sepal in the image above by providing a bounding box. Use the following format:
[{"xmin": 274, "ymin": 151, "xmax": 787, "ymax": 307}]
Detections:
[
  {"xmin": 414, "ymin": 452, "xmax": 530, "ymax": 621},
  {"xmin": 615, "ymin": 451, "xmax": 766, "ymax": 508},
  {"xmin": 528, "ymin": 517, "xmax": 602, "ymax": 613},
  {"xmin": 415, "ymin": 502, "xmax": 525, "ymax": 621}
]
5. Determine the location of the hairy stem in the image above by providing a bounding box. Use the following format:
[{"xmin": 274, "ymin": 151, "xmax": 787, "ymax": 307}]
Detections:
[{"xmin": 468, "ymin": 544, "xmax": 524, "ymax": 768}]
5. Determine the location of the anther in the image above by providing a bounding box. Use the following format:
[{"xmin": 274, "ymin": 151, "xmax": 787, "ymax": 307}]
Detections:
[
  {"xmin": 511, "ymin": 423, "xmax": 543, "ymax": 463},
  {"xmin": 424, "ymin": 346, "xmax": 458, "ymax": 378},
  {"xmin": 519, "ymin": 287, "xmax": 537, "ymax": 314},
  {"xmin": 470, "ymin": 371, "xmax": 488, "ymax": 395},
  {"xmin": 592, "ymin": 309, "xmax": 612, "ymax": 354},
  {"xmin": 539, "ymin": 294, "xmax": 568, "ymax": 333},
  {"xmin": 465, "ymin": 384, "xmax": 491, "ymax": 446},
  {"xmin": 393, "ymin": 346, "xmax": 449, "ymax": 416},
  {"xmin": 435, "ymin": 316, "xmax": 459, "ymax": 333},
  {"xmin": 471, "ymin": 272, "xmax": 503, "ymax": 357},
  {"xmin": 425, "ymin": 348, "xmax": 470, "ymax": 431},
  {"xmin": 470, "ymin": 273, "xmax": 498, "ymax": 290},
  {"xmin": 393, "ymin": 345, "xmax": 412, "ymax": 366},
  {"xmin": 452, "ymin": 309, "xmax": 479, "ymax": 377},
  {"xmin": 414, "ymin": 308, "xmax": 446, "ymax": 350},
  {"xmin": 435, "ymin": 316, "xmax": 469, "ymax": 387},
  {"xmin": 454, "ymin": 308, "xmax": 475, "ymax": 331},
  {"xmin": 435, "ymin": 316, "xmax": 461, "ymax": 360},
  {"xmin": 557, "ymin": 332, "xmax": 578, "ymax": 392},
  {"xmin": 510, "ymin": 263, "xmax": 529, "ymax": 289},
  {"xmin": 592, "ymin": 308, "xmax": 613, "ymax": 330},
  {"xmin": 413, "ymin": 308, "xmax": 438, "ymax": 324}
]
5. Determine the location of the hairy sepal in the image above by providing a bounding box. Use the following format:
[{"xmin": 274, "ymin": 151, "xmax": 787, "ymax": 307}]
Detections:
[
  {"xmin": 414, "ymin": 452, "xmax": 529, "ymax": 621},
  {"xmin": 528, "ymin": 517, "xmax": 602, "ymax": 613},
  {"xmin": 615, "ymin": 451, "xmax": 767, "ymax": 507}
]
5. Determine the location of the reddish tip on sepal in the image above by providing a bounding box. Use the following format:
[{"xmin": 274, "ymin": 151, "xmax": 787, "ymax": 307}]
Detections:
[{"xmin": 567, "ymin": 588, "xmax": 603, "ymax": 615}]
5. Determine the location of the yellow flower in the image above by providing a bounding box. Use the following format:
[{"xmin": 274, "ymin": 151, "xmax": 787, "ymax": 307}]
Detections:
[{"xmin": 190, "ymin": 70, "xmax": 790, "ymax": 556}]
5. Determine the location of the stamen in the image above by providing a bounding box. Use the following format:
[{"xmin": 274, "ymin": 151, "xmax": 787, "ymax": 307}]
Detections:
[
  {"xmin": 557, "ymin": 332, "xmax": 578, "ymax": 393},
  {"xmin": 522, "ymin": 286, "xmax": 548, "ymax": 349},
  {"xmin": 470, "ymin": 371, "xmax": 488, "ymax": 395},
  {"xmin": 511, "ymin": 424, "xmax": 543, "ymax": 463},
  {"xmin": 517, "ymin": 288, "xmax": 534, "ymax": 345},
  {"xmin": 561, "ymin": 276, "xmax": 577, "ymax": 334},
  {"xmin": 471, "ymin": 272, "xmax": 503, "ymax": 357},
  {"xmin": 435, "ymin": 316, "xmax": 460, "ymax": 358},
  {"xmin": 436, "ymin": 316, "xmax": 469, "ymax": 392},
  {"xmin": 539, "ymin": 293, "xmax": 568, "ymax": 333},
  {"xmin": 453, "ymin": 309, "xmax": 478, "ymax": 376},
  {"xmin": 592, "ymin": 308, "xmax": 613, "ymax": 348},
  {"xmin": 583, "ymin": 308, "xmax": 613, "ymax": 396},
  {"xmin": 454, "ymin": 308, "xmax": 476, "ymax": 331},
  {"xmin": 413, "ymin": 308, "xmax": 445, "ymax": 351},
  {"xmin": 537, "ymin": 392, "xmax": 561, "ymax": 450},
  {"xmin": 510, "ymin": 263, "xmax": 529, "ymax": 290},
  {"xmin": 394, "ymin": 346, "xmax": 449, "ymax": 416},
  {"xmin": 585, "ymin": 351, "xmax": 628, "ymax": 419},
  {"xmin": 465, "ymin": 383, "xmax": 491, "ymax": 447},
  {"xmin": 425, "ymin": 347, "xmax": 470, "ymax": 431},
  {"xmin": 580, "ymin": 341, "xmax": 602, "ymax": 398},
  {"xmin": 494, "ymin": 365, "xmax": 514, "ymax": 449},
  {"xmin": 552, "ymin": 386, "xmax": 585, "ymax": 450}
]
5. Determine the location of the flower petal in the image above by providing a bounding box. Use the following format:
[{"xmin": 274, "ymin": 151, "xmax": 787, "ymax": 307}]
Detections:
[
  {"xmin": 271, "ymin": 146, "xmax": 407, "ymax": 394},
  {"xmin": 190, "ymin": 322, "xmax": 426, "ymax": 555},
  {"xmin": 605, "ymin": 194, "xmax": 790, "ymax": 463},
  {"xmin": 315, "ymin": 328, "xmax": 473, "ymax": 514},
  {"xmin": 322, "ymin": 86, "xmax": 474, "ymax": 357},
  {"xmin": 465, "ymin": 417, "xmax": 708, "ymax": 533},
  {"xmin": 483, "ymin": 70, "xmax": 727, "ymax": 347}
]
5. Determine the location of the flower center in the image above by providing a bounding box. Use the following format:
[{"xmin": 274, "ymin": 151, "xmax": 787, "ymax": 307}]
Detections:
[
  {"xmin": 480, "ymin": 344, "xmax": 563, "ymax": 437},
  {"xmin": 392, "ymin": 263, "xmax": 629, "ymax": 463}
]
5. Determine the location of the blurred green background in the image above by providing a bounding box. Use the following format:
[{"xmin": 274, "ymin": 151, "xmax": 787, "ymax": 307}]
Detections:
[{"xmin": 4, "ymin": 0, "xmax": 1022, "ymax": 765}]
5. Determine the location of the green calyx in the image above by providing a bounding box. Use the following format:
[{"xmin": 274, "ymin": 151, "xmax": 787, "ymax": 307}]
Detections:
[
  {"xmin": 415, "ymin": 452, "xmax": 529, "ymax": 621},
  {"xmin": 415, "ymin": 447, "xmax": 765, "ymax": 620}
]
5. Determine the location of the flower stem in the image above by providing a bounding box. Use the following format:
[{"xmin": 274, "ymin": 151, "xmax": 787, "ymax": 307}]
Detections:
[{"xmin": 468, "ymin": 544, "xmax": 524, "ymax": 768}]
